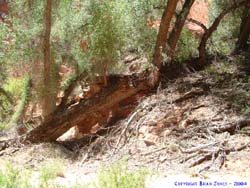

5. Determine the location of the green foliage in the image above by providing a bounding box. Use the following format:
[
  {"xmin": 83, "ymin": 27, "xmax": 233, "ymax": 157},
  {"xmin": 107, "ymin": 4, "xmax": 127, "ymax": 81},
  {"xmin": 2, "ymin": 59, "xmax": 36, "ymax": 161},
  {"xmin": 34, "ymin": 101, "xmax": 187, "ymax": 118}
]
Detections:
[
  {"xmin": 0, "ymin": 122, "xmax": 8, "ymax": 130},
  {"xmin": 0, "ymin": 76, "xmax": 27, "ymax": 123},
  {"xmin": 83, "ymin": 0, "xmax": 125, "ymax": 75},
  {"xmin": 0, "ymin": 162, "xmax": 66, "ymax": 188},
  {"xmin": 207, "ymin": 0, "xmax": 242, "ymax": 56},
  {"xmin": 51, "ymin": 0, "xmax": 90, "ymax": 72},
  {"xmin": 39, "ymin": 161, "xmax": 63, "ymax": 188},
  {"xmin": 1, "ymin": 0, "xmax": 160, "ymax": 97},
  {"xmin": 175, "ymin": 27, "xmax": 199, "ymax": 61},
  {"xmin": 4, "ymin": 77, "xmax": 26, "ymax": 98},
  {"xmin": 117, "ymin": 0, "xmax": 158, "ymax": 60},
  {"xmin": 0, "ymin": 22, "xmax": 13, "ymax": 62},
  {"xmin": 83, "ymin": 0, "xmax": 159, "ymax": 73},
  {"xmin": 0, "ymin": 76, "xmax": 33, "ymax": 124},
  {"xmin": 0, "ymin": 163, "xmax": 32, "ymax": 188},
  {"xmin": 8, "ymin": 75, "xmax": 31, "ymax": 125},
  {"xmin": 0, "ymin": 94, "xmax": 12, "ymax": 123},
  {"xmin": 95, "ymin": 161, "xmax": 149, "ymax": 188},
  {"xmin": 7, "ymin": 1, "xmax": 44, "ymax": 62},
  {"xmin": 0, "ymin": 160, "xmax": 150, "ymax": 188}
]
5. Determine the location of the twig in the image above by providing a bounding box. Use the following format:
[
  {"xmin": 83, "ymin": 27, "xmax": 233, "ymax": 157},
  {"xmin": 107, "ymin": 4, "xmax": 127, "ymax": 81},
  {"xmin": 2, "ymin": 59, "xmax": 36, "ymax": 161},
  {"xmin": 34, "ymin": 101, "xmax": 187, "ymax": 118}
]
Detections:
[
  {"xmin": 112, "ymin": 110, "xmax": 139, "ymax": 155},
  {"xmin": 180, "ymin": 141, "xmax": 219, "ymax": 154},
  {"xmin": 180, "ymin": 152, "xmax": 199, "ymax": 163},
  {"xmin": 141, "ymin": 145, "xmax": 169, "ymax": 156},
  {"xmin": 80, "ymin": 152, "xmax": 89, "ymax": 165},
  {"xmin": 189, "ymin": 153, "xmax": 213, "ymax": 167},
  {"xmin": 198, "ymin": 151, "xmax": 217, "ymax": 173},
  {"xmin": 174, "ymin": 88, "xmax": 204, "ymax": 103}
]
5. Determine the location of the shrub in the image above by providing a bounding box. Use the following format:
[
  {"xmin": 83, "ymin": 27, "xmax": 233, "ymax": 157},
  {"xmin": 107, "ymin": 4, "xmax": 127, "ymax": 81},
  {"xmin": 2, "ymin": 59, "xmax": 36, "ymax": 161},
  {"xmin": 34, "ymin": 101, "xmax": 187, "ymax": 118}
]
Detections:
[
  {"xmin": 95, "ymin": 161, "xmax": 149, "ymax": 188},
  {"xmin": 174, "ymin": 27, "xmax": 199, "ymax": 62},
  {"xmin": 0, "ymin": 163, "xmax": 31, "ymax": 188}
]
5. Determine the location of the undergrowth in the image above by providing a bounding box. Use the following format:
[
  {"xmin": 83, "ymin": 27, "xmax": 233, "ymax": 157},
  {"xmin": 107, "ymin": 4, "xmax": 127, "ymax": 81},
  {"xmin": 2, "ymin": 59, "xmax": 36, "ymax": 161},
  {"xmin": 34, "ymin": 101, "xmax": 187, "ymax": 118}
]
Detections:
[
  {"xmin": 94, "ymin": 160, "xmax": 149, "ymax": 188},
  {"xmin": 0, "ymin": 160, "xmax": 150, "ymax": 188},
  {"xmin": 0, "ymin": 161, "xmax": 64, "ymax": 188}
]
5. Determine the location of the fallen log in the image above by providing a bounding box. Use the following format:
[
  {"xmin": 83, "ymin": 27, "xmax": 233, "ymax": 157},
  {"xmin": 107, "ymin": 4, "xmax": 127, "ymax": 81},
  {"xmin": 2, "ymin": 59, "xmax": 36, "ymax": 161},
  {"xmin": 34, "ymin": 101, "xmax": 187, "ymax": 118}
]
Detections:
[{"xmin": 24, "ymin": 70, "xmax": 158, "ymax": 143}]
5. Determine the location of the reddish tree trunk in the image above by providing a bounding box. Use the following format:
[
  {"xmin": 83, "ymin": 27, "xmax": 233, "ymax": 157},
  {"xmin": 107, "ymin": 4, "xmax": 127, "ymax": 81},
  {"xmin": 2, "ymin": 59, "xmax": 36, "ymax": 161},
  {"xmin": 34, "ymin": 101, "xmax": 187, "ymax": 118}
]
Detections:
[
  {"xmin": 0, "ymin": 0, "xmax": 9, "ymax": 16},
  {"xmin": 0, "ymin": 0, "xmax": 9, "ymax": 24},
  {"xmin": 152, "ymin": 0, "xmax": 179, "ymax": 69}
]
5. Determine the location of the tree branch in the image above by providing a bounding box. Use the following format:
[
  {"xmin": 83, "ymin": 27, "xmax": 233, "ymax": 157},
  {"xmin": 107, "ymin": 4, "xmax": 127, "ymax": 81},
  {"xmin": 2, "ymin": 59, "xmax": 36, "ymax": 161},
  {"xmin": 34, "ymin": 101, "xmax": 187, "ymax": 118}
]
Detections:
[{"xmin": 186, "ymin": 18, "xmax": 207, "ymax": 31}]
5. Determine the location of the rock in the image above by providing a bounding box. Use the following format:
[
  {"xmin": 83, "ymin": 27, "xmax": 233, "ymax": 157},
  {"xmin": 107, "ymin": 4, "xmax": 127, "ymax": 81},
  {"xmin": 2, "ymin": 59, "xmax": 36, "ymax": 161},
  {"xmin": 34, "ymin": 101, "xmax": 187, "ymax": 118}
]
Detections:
[
  {"xmin": 162, "ymin": 129, "xmax": 172, "ymax": 137},
  {"xmin": 124, "ymin": 54, "xmax": 138, "ymax": 64},
  {"xmin": 57, "ymin": 126, "xmax": 83, "ymax": 141},
  {"xmin": 156, "ymin": 119, "xmax": 166, "ymax": 129},
  {"xmin": 143, "ymin": 134, "xmax": 158, "ymax": 146},
  {"xmin": 139, "ymin": 126, "xmax": 148, "ymax": 136}
]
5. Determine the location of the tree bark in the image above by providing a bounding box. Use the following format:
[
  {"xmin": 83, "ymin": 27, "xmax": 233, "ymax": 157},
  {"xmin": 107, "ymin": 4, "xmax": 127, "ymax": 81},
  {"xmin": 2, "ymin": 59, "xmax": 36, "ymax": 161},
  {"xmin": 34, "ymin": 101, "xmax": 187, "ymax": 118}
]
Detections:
[
  {"xmin": 42, "ymin": 0, "xmax": 55, "ymax": 117},
  {"xmin": 186, "ymin": 18, "xmax": 207, "ymax": 32},
  {"xmin": 152, "ymin": 0, "xmax": 179, "ymax": 69},
  {"xmin": 198, "ymin": 0, "xmax": 250, "ymax": 63},
  {"xmin": 0, "ymin": 0, "xmax": 9, "ymax": 18},
  {"xmin": 233, "ymin": 8, "xmax": 250, "ymax": 54},
  {"xmin": 24, "ymin": 72, "xmax": 155, "ymax": 143},
  {"xmin": 167, "ymin": 0, "xmax": 195, "ymax": 58}
]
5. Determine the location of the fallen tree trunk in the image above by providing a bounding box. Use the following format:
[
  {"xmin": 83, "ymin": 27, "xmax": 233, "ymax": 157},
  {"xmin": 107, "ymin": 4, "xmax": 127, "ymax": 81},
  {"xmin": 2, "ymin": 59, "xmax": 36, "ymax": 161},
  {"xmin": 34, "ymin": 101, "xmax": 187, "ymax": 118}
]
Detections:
[{"xmin": 24, "ymin": 70, "xmax": 157, "ymax": 143}]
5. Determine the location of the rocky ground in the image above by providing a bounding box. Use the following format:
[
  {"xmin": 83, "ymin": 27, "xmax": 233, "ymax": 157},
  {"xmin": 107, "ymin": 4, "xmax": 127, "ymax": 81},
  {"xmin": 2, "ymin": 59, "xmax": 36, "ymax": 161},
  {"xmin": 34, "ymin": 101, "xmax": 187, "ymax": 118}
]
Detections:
[{"xmin": 0, "ymin": 60, "xmax": 250, "ymax": 187}]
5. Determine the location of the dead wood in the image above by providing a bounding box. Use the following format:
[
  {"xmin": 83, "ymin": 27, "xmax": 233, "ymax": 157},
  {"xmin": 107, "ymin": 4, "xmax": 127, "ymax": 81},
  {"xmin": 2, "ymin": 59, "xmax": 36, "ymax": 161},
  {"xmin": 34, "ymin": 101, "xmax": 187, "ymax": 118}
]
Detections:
[
  {"xmin": 174, "ymin": 88, "xmax": 204, "ymax": 103},
  {"xmin": 24, "ymin": 71, "xmax": 156, "ymax": 143},
  {"xmin": 181, "ymin": 139, "xmax": 250, "ymax": 169},
  {"xmin": 210, "ymin": 118, "xmax": 250, "ymax": 134},
  {"xmin": 181, "ymin": 141, "xmax": 220, "ymax": 154},
  {"xmin": 58, "ymin": 73, "xmax": 87, "ymax": 109},
  {"xmin": 0, "ymin": 137, "xmax": 26, "ymax": 152}
]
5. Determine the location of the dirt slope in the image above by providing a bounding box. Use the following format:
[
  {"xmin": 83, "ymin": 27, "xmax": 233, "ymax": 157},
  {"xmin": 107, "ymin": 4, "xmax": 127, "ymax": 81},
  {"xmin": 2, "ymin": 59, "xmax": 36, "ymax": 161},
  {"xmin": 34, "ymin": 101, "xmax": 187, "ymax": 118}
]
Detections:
[{"xmin": 0, "ymin": 61, "xmax": 249, "ymax": 187}]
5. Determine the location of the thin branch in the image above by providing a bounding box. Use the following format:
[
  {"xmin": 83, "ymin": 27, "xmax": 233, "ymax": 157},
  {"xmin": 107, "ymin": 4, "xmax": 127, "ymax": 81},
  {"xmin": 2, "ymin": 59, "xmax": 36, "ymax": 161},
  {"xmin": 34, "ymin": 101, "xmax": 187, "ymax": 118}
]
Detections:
[{"xmin": 187, "ymin": 18, "xmax": 207, "ymax": 31}]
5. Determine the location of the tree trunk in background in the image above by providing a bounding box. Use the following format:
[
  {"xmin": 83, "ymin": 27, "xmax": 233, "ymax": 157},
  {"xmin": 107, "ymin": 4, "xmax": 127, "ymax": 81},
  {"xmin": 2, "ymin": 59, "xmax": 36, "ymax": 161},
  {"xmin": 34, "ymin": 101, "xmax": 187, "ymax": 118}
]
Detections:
[
  {"xmin": 233, "ymin": 8, "xmax": 250, "ymax": 54},
  {"xmin": 152, "ymin": 0, "xmax": 179, "ymax": 69},
  {"xmin": 167, "ymin": 0, "xmax": 195, "ymax": 58},
  {"xmin": 42, "ymin": 0, "xmax": 55, "ymax": 117},
  {"xmin": 198, "ymin": 0, "xmax": 250, "ymax": 63}
]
